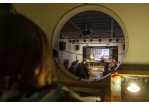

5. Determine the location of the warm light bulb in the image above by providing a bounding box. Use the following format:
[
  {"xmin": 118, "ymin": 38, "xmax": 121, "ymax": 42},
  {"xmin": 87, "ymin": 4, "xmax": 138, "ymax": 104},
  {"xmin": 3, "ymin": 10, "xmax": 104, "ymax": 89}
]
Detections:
[{"xmin": 127, "ymin": 84, "xmax": 140, "ymax": 92}]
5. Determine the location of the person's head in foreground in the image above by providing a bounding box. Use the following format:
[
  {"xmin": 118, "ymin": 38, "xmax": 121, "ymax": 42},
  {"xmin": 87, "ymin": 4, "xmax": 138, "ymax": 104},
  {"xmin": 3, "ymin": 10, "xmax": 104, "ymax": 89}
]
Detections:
[
  {"xmin": 0, "ymin": 13, "xmax": 54, "ymax": 90},
  {"xmin": 0, "ymin": 14, "xmax": 83, "ymax": 102}
]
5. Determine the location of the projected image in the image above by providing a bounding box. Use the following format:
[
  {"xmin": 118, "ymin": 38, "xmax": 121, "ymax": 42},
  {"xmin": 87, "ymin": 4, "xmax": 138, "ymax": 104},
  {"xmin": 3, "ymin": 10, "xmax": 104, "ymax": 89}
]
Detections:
[{"xmin": 90, "ymin": 48, "xmax": 109, "ymax": 60}]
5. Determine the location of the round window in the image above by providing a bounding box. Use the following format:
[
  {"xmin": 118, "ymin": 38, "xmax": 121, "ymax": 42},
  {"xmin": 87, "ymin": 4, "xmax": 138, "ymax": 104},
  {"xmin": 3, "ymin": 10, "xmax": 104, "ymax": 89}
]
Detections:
[{"xmin": 52, "ymin": 4, "xmax": 128, "ymax": 82}]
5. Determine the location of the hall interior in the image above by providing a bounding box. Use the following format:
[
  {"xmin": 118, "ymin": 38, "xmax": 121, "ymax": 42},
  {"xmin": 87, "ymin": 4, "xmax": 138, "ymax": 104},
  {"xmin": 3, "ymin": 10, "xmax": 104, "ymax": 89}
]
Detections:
[
  {"xmin": 7, "ymin": 3, "xmax": 149, "ymax": 102},
  {"xmin": 58, "ymin": 10, "xmax": 125, "ymax": 80}
]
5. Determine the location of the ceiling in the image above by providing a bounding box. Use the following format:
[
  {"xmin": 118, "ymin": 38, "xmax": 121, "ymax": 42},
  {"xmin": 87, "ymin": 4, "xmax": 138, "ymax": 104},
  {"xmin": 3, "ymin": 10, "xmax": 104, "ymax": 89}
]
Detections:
[{"xmin": 60, "ymin": 10, "xmax": 124, "ymax": 40}]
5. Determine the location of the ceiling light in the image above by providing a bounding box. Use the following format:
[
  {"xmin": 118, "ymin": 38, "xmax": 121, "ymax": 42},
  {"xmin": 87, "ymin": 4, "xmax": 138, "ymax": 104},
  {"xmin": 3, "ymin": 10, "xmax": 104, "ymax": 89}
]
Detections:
[
  {"xmin": 81, "ymin": 22, "xmax": 92, "ymax": 35},
  {"xmin": 69, "ymin": 40, "xmax": 72, "ymax": 43},
  {"xmin": 99, "ymin": 39, "xmax": 101, "ymax": 42},
  {"xmin": 109, "ymin": 39, "xmax": 112, "ymax": 42},
  {"xmin": 90, "ymin": 39, "xmax": 93, "ymax": 42},
  {"xmin": 116, "ymin": 38, "xmax": 119, "ymax": 42}
]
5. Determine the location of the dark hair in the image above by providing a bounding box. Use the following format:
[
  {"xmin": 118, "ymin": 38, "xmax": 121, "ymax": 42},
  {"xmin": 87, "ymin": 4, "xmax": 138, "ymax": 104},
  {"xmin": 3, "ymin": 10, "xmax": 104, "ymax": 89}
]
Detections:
[{"xmin": 0, "ymin": 14, "xmax": 55, "ymax": 91}]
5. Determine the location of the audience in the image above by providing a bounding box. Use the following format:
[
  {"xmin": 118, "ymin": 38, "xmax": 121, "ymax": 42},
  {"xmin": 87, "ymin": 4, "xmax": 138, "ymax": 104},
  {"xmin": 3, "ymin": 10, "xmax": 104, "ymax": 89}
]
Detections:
[
  {"xmin": 68, "ymin": 62, "xmax": 76, "ymax": 75},
  {"xmin": 69, "ymin": 57, "xmax": 120, "ymax": 78},
  {"xmin": 68, "ymin": 60, "xmax": 89, "ymax": 79}
]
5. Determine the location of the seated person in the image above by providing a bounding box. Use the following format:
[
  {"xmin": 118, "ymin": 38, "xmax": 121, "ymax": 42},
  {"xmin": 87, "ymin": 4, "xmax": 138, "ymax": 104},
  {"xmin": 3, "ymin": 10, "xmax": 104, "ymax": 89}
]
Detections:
[
  {"xmin": 110, "ymin": 58, "xmax": 112, "ymax": 62},
  {"xmin": 72, "ymin": 60, "xmax": 79, "ymax": 68},
  {"xmin": 64, "ymin": 62, "xmax": 68, "ymax": 69},
  {"xmin": 103, "ymin": 63, "xmax": 111, "ymax": 76},
  {"xmin": 83, "ymin": 58, "xmax": 86, "ymax": 64},
  {"xmin": 100, "ymin": 56, "xmax": 105, "ymax": 65},
  {"xmin": 107, "ymin": 58, "xmax": 110, "ymax": 61},
  {"xmin": 113, "ymin": 58, "xmax": 117, "ymax": 68},
  {"xmin": 78, "ymin": 62, "xmax": 86, "ymax": 79},
  {"xmin": 0, "ymin": 14, "xmax": 83, "ymax": 102},
  {"xmin": 88, "ymin": 57, "xmax": 90, "ymax": 61},
  {"xmin": 117, "ymin": 61, "xmax": 120, "ymax": 67},
  {"xmin": 68, "ymin": 62, "xmax": 76, "ymax": 75},
  {"xmin": 104, "ymin": 58, "xmax": 107, "ymax": 61}
]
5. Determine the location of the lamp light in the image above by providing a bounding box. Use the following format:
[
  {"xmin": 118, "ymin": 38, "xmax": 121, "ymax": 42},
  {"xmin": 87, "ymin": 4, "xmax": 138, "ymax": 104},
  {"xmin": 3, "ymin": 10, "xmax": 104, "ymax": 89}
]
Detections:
[{"xmin": 127, "ymin": 84, "xmax": 140, "ymax": 92}]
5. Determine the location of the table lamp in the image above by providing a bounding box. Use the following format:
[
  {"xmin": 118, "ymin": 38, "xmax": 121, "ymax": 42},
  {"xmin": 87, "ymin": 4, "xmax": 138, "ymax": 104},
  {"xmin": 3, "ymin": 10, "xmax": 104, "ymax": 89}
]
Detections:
[{"xmin": 127, "ymin": 83, "xmax": 140, "ymax": 102}]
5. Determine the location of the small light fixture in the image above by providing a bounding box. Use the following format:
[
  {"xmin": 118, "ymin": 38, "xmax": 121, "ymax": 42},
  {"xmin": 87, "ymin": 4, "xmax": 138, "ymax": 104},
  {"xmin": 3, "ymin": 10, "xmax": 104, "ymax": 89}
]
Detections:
[
  {"xmin": 69, "ymin": 40, "xmax": 72, "ymax": 43},
  {"xmin": 90, "ymin": 39, "xmax": 93, "ymax": 42},
  {"xmin": 109, "ymin": 39, "xmax": 112, "ymax": 42},
  {"xmin": 83, "ymin": 39, "xmax": 86, "ymax": 42},
  {"xmin": 127, "ymin": 84, "xmax": 140, "ymax": 92},
  {"xmin": 116, "ymin": 38, "xmax": 119, "ymax": 42},
  {"xmin": 99, "ymin": 39, "xmax": 101, "ymax": 42}
]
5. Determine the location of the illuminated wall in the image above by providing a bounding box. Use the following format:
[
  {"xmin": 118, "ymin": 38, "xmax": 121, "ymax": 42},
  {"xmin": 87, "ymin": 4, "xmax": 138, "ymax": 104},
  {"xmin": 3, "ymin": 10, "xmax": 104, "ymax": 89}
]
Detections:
[{"xmin": 13, "ymin": 3, "xmax": 149, "ymax": 84}]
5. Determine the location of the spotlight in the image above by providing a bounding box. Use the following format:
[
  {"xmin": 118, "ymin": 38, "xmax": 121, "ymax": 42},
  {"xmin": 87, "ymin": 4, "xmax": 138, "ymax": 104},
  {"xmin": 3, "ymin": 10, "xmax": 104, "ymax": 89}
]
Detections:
[
  {"xmin": 69, "ymin": 40, "xmax": 72, "ymax": 43},
  {"xmin": 99, "ymin": 39, "xmax": 101, "ymax": 42},
  {"xmin": 90, "ymin": 39, "xmax": 93, "ymax": 42},
  {"xmin": 116, "ymin": 38, "xmax": 119, "ymax": 42},
  {"xmin": 76, "ymin": 40, "xmax": 79, "ymax": 42},
  {"xmin": 109, "ymin": 39, "xmax": 112, "ymax": 42},
  {"xmin": 73, "ymin": 40, "xmax": 75, "ymax": 43},
  {"xmin": 83, "ymin": 39, "xmax": 86, "ymax": 42}
]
